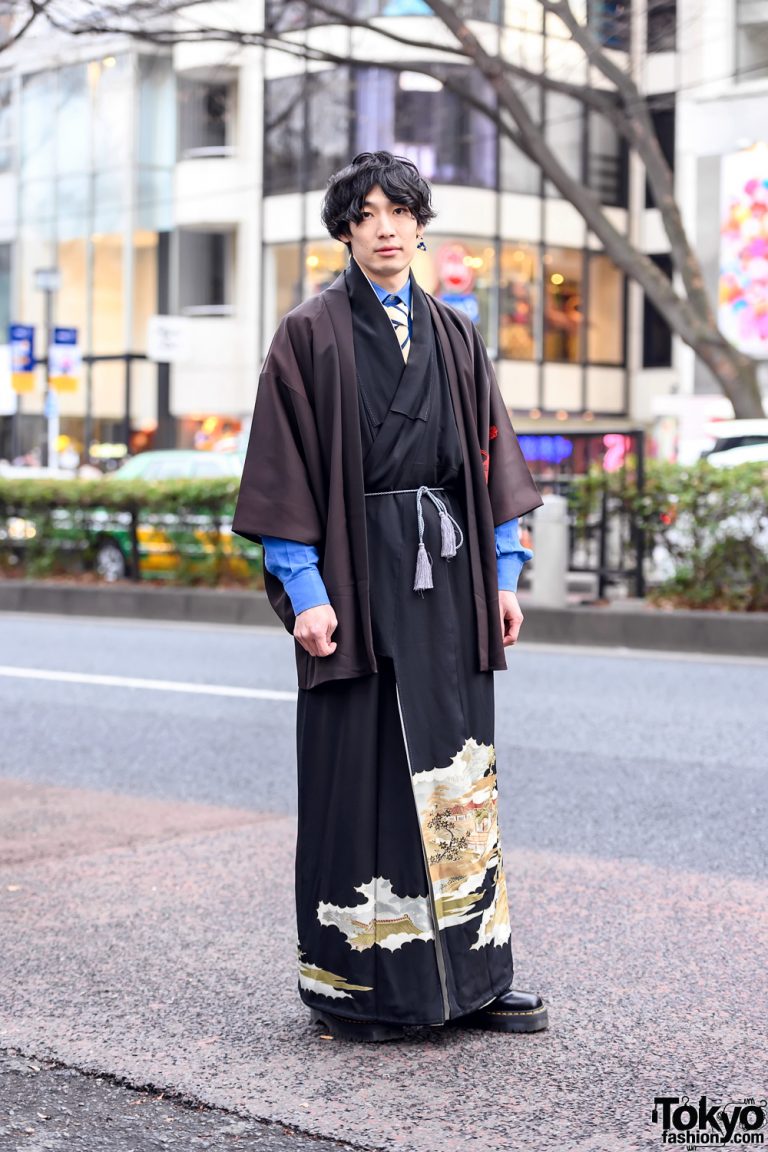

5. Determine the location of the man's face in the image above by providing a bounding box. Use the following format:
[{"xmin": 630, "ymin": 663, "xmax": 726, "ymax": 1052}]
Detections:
[{"xmin": 341, "ymin": 185, "xmax": 423, "ymax": 290}]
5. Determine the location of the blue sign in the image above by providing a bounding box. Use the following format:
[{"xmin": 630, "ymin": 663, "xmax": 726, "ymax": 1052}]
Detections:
[
  {"xmin": 519, "ymin": 435, "xmax": 574, "ymax": 465},
  {"xmin": 53, "ymin": 326, "xmax": 77, "ymax": 346},
  {"xmin": 439, "ymin": 293, "xmax": 480, "ymax": 324},
  {"xmin": 9, "ymin": 324, "xmax": 35, "ymax": 373}
]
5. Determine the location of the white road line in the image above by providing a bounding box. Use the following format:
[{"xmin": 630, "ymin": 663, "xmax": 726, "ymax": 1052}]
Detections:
[{"xmin": 0, "ymin": 665, "xmax": 296, "ymax": 701}]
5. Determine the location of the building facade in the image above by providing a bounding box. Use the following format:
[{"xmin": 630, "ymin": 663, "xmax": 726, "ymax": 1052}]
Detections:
[{"xmin": 0, "ymin": 0, "xmax": 700, "ymax": 467}]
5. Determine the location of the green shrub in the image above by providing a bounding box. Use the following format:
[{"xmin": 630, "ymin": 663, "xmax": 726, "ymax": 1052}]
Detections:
[
  {"xmin": 0, "ymin": 476, "xmax": 263, "ymax": 588},
  {"xmin": 570, "ymin": 461, "xmax": 768, "ymax": 611}
]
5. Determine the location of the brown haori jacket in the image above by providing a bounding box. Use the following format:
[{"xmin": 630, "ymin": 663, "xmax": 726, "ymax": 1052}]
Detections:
[{"xmin": 232, "ymin": 268, "xmax": 543, "ymax": 691}]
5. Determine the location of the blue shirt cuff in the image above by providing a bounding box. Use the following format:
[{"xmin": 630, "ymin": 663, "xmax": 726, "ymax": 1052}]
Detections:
[
  {"xmin": 261, "ymin": 535, "xmax": 331, "ymax": 616},
  {"xmin": 282, "ymin": 567, "xmax": 331, "ymax": 616},
  {"xmin": 495, "ymin": 517, "xmax": 534, "ymax": 593},
  {"xmin": 497, "ymin": 553, "xmax": 527, "ymax": 594}
]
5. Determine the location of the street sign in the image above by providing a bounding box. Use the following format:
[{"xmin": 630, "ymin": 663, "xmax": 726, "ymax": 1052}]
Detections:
[
  {"xmin": 147, "ymin": 315, "xmax": 191, "ymax": 363},
  {"xmin": 34, "ymin": 267, "xmax": 61, "ymax": 293},
  {"xmin": 8, "ymin": 323, "xmax": 36, "ymax": 393},
  {"xmin": 49, "ymin": 326, "xmax": 81, "ymax": 392}
]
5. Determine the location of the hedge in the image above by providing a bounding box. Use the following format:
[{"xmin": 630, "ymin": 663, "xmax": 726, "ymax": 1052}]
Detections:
[
  {"xmin": 569, "ymin": 461, "xmax": 768, "ymax": 611},
  {"xmin": 2, "ymin": 463, "xmax": 767, "ymax": 608},
  {"xmin": 0, "ymin": 476, "xmax": 262, "ymax": 587}
]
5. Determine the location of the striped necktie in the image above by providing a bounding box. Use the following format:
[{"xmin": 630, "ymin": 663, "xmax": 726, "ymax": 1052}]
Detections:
[{"xmin": 382, "ymin": 293, "xmax": 411, "ymax": 363}]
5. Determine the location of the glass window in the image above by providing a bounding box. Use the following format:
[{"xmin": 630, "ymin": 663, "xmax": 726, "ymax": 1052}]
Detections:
[
  {"xmin": 0, "ymin": 79, "xmax": 14, "ymax": 174},
  {"xmin": 264, "ymin": 74, "xmax": 305, "ymax": 195},
  {"xmin": 355, "ymin": 69, "xmax": 397, "ymax": 153},
  {"xmin": 58, "ymin": 238, "xmax": 88, "ymax": 340},
  {"xmin": 304, "ymin": 240, "xmax": 348, "ymax": 297},
  {"xmin": 544, "ymin": 92, "xmax": 582, "ymax": 197},
  {"xmin": 137, "ymin": 167, "xmax": 174, "ymax": 232},
  {"xmin": 543, "ymin": 247, "xmax": 583, "ymax": 363},
  {"xmin": 178, "ymin": 228, "xmax": 235, "ymax": 313},
  {"xmin": 647, "ymin": 0, "xmax": 676, "ymax": 51},
  {"xmin": 588, "ymin": 106, "xmax": 627, "ymax": 207},
  {"xmin": 271, "ymin": 243, "xmax": 302, "ymax": 322},
  {"xmin": 265, "ymin": 0, "xmax": 499, "ymax": 26},
  {"xmin": 587, "ymin": 253, "xmax": 624, "ymax": 364},
  {"xmin": 20, "ymin": 179, "xmax": 55, "ymax": 230},
  {"xmin": 393, "ymin": 67, "xmax": 497, "ymax": 188},
  {"xmin": 56, "ymin": 64, "xmax": 90, "ymax": 176},
  {"xmin": 500, "ymin": 89, "xmax": 541, "ymax": 196},
  {"xmin": 264, "ymin": 0, "xmax": 356, "ymax": 31},
  {"xmin": 21, "ymin": 72, "xmax": 56, "ymax": 181},
  {"xmin": 138, "ymin": 54, "xmax": 176, "ymax": 168},
  {"xmin": 93, "ymin": 236, "xmax": 124, "ymax": 355},
  {"xmin": 94, "ymin": 169, "xmax": 127, "ymax": 234},
  {"xmin": 132, "ymin": 231, "xmax": 158, "ymax": 352},
  {"xmin": 413, "ymin": 237, "xmax": 497, "ymax": 350},
  {"xmin": 588, "ymin": 0, "xmax": 630, "ymax": 50},
  {"xmin": 57, "ymin": 175, "xmax": 90, "ymax": 240},
  {"xmin": 500, "ymin": 244, "xmax": 537, "ymax": 360},
  {"xmin": 645, "ymin": 100, "xmax": 675, "ymax": 208},
  {"xmin": 643, "ymin": 253, "xmax": 672, "ymax": 367},
  {"xmin": 178, "ymin": 75, "xmax": 234, "ymax": 158},
  {"xmin": 306, "ymin": 69, "xmax": 352, "ymax": 191},
  {"xmin": 91, "ymin": 55, "xmax": 132, "ymax": 171},
  {"xmin": 736, "ymin": 1, "xmax": 768, "ymax": 81}
]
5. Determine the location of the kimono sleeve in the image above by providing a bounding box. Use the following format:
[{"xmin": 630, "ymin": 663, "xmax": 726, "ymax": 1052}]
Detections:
[
  {"xmin": 232, "ymin": 369, "xmax": 324, "ymax": 547},
  {"xmin": 474, "ymin": 328, "xmax": 543, "ymax": 524}
]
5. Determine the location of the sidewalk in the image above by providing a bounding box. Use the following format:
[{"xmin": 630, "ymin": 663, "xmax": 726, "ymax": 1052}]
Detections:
[
  {"xmin": 1, "ymin": 777, "xmax": 765, "ymax": 1152},
  {"xmin": 1, "ymin": 579, "xmax": 766, "ymax": 657}
]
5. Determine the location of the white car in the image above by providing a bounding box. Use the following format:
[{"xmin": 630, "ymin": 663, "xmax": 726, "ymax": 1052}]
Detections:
[{"xmin": 706, "ymin": 442, "xmax": 768, "ymax": 468}]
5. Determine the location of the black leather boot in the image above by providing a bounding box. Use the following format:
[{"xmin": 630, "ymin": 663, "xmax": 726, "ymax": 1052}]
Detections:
[
  {"xmin": 453, "ymin": 988, "xmax": 549, "ymax": 1033},
  {"xmin": 309, "ymin": 1007, "xmax": 406, "ymax": 1043}
]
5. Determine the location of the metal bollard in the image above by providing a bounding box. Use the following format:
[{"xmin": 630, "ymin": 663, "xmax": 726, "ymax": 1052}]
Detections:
[{"xmin": 531, "ymin": 494, "xmax": 568, "ymax": 608}]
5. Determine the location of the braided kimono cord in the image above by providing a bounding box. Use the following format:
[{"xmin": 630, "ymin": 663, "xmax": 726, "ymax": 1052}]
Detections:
[{"xmin": 413, "ymin": 485, "xmax": 464, "ymax": 592}]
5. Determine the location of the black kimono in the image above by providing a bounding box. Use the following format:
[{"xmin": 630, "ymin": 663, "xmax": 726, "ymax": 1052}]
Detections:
[{"xmin": 234, "ymin": 259, "xmax": 542, "ymax": 1027}]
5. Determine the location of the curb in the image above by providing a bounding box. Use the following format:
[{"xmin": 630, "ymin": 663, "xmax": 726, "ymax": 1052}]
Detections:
[{"xmin": 1, "ymin": 580, "xmax": 766, "ymax": 657}]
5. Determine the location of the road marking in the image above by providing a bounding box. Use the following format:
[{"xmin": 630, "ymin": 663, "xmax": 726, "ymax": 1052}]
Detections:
[{"xmin": 0, "ymin": 665, "xmax": 296, "ymax": 701}]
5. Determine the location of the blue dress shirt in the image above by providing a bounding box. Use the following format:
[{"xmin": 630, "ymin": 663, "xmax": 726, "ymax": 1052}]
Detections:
[{"xmin": 262, "ymin": 275, "xmax": 534, "ymax": 615}]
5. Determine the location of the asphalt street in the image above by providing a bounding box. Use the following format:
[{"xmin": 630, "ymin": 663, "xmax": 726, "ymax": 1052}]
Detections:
[{"xmin": 1, "ymin": 612, "xmax": 766, "ymax": 1152}]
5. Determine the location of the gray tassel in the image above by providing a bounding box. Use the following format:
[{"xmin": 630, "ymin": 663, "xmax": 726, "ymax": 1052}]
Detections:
[
  {"xmin": 413, "ymin": 542, "xmax": 433, "ymax": 591},
  {"xmin": 440, "ymin": 510, "xmax": 457, "ymax": 558}
]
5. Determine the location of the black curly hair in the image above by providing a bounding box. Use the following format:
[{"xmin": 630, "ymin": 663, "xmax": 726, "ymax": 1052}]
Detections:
[{"xmin": 321, "ymin": 151, "xmax": 437, "ymax": 245}]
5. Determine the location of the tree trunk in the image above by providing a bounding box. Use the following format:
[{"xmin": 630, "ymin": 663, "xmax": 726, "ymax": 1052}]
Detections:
[{"xmin": 694, "ymin": 335, "xmax": 765, "ymax": 419}]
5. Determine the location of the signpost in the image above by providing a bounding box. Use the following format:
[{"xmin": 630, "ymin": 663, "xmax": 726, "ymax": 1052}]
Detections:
[
  {"xmin": 49, "ymin": 327, "xmax": 81, "ymax": 392},
  {"xmin": 34, "ymin": 267, "xmax": 61, "ymax": 468}
]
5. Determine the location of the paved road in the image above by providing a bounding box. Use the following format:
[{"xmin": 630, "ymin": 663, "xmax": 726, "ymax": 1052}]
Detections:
[
  {"xmin": 0, "ymin": 613, "xmax": 766, "ymax": 1152},
  {"xmin": 1, "ymin": 613, "xmax": 764, "ymax": 878}
]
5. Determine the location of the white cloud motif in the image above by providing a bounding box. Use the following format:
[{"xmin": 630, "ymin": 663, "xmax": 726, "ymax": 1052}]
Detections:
[{"xmin": 318, "ymin": 877, "xmax": 435, "ymax": 952}]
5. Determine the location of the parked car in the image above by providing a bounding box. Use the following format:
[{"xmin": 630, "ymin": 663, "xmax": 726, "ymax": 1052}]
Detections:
[
  {"xmin": 91, "ymin": 449, "xmax": 253, "ymax": 581},
  {"xmin": 701, "ymin": 419, "xmax": 768, "ymax": 468},
  {"xmin": 111, "ymin": 449, "xmax": 245, "ymax": 482},
  {"xmin": 706, "ymin": 442, "xmax": 768, "ymax": 469},
  {"xmin": 1, "ymin": 449, "xmax": 259, "ymax": 583}
]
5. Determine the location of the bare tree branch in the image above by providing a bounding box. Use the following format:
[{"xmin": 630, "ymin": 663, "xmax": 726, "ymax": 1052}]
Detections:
[{"xmin": 0, "ymin": 0, "xmax": 762, "ymax": 415}]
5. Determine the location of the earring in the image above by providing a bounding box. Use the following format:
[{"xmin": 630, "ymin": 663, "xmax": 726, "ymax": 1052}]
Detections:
[{"xmin": 417, "ymin": 238, "xmax": 427, "ymax": 251}]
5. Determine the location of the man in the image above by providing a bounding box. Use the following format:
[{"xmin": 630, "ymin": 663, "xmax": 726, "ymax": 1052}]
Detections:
[{"xmin": 234, "ymin": 151, "xmax": 546, "ymax": 1042}]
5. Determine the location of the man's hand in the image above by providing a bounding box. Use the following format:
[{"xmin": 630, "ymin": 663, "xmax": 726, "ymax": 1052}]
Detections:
[
  {"xmin": 294, "ymin": 604, "xmax": 338, "ymax": 658},
  {"xmin": 499, "ymin": 590, "xmax": 524, "ymax": 648}
]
